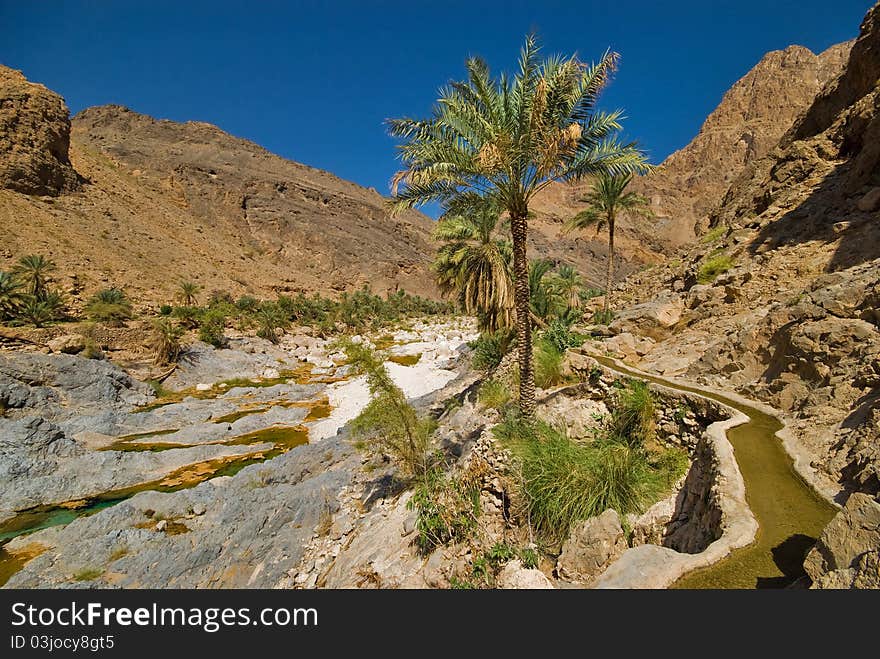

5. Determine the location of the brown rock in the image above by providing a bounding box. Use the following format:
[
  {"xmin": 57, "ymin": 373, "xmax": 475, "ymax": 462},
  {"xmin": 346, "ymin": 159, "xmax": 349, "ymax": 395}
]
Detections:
[
  {"xmin": 857, "ymin": 187, "xmax": 880, "ymax": 212},
  {"xmin": 805, "ymin": 493, "xmax": 880, "ymax": 589},
  {"xmin": 0, "ymin": 66, "xmax": 79, "ymax": 195},
  {"xmin": 557, "ymin": 509, "xmax": 627, "ymax": 583},
  {"xmin": 496, "ymin": 559, "xmax": 554, "ymax": 589}
]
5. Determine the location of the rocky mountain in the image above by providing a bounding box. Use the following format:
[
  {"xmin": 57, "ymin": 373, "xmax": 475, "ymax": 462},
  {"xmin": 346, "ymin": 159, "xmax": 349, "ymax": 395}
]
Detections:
[
  {"xmin": 529, "ymin": 38, "xmax": 853, "ymax": 275},
  {"xmin": 0, "ymin": 67, "xmax": 439, "ymax": 306},
  {"xmin": 601, "ymin": 2, "xmax": 880, "ymax": 501}
]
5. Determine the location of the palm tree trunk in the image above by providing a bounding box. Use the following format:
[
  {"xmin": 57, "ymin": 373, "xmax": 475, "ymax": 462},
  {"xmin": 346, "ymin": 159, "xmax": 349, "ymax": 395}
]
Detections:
[
  {"xmin": 510, "ymin": 211, "xmax": 535, "ymax": 418},
  {"xmin": 604, "ymin": 214, "xmax": 615, "ymax": 317}
]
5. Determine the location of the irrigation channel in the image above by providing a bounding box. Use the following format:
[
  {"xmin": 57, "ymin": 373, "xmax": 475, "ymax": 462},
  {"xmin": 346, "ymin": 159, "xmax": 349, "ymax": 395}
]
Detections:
[{"xmin": 595, "ymin": 355, "xmax": 837, "ymax": 588}]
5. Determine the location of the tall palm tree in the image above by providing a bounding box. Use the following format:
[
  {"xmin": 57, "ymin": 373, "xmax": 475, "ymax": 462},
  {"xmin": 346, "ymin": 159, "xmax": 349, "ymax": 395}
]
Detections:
[
  {"xmin": 550, "ymin": 263, "xmax": 585, "ymax": 311},
  {"xmin": 432, "ymin": 199, "xmax": 514, "ymax": 332},
  {"xmin": 388, "ymin": 35, "xmax": 647, "ymax": 417},
  {"xmin": 564, "ymin": 173, "xmax": 652, "ymax": 317},
  {"xmin": 11, "ymin": 254, "xmax": 56, "ymax": 300},
  {"xmin": 177, "ymin": 281, "xmax": 201, "ymax": 307}
]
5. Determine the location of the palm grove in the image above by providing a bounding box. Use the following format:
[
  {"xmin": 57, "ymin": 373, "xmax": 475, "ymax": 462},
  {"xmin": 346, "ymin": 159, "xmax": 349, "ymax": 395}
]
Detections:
[{"xmin": 389, "ymin": 35, "xmax": 650, "ymax": 417}]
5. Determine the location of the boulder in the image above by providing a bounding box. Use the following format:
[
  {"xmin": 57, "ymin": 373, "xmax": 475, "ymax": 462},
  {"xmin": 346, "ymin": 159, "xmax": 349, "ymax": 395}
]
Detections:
[
  {"xmin": 496, "ymin": 560, "xmax": 554, "ymax": 589},
  {"xmin": 604, "ymin": 332, "xmax": 654, "ymax": 362},
  {"xmin": 609, "ymin": 292, "xmax": 683, "ymax": 341},
  {"xmin": 557, "ymin": 509, "xmax": 627, "ymax": 583},
  {"xmin": 805, "ymin": 493, "xmax": 880, "ymax": 589},
  {"xmin": 47, "ymin": 334, "xmax": 87, "ymax": 355},
  {"xmin": 560, "ymin": 350, "xmax": 600, "ymax": 381},
  {"xmin": 857, "ymin": 187, "xmax": 880, "ymax": 212}
]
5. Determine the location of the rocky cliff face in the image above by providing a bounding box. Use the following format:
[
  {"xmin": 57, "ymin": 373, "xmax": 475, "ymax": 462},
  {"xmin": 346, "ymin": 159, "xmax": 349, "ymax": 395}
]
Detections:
[
  {"xmin": 0, "ymin": 66, "xmax": 79, "ymax": 195},
  {"xmin": 0, "ymin": 70, "xmax": 439, "ymax": 304},
  {"xmin": 603, "ymin": 3, "xmax": 880, "ymax": 502},
  {"xmin": 529, "ymin": 38, "xmax": 852, "ymax": 274}
]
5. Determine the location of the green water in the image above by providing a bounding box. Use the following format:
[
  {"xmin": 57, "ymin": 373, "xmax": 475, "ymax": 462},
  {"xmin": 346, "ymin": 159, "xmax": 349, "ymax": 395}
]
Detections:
[
  {"xmin": 595, "ymin": 356, "xmax": 836, "ymax": 589},
  {"xmin": 0, "ymin": 425, "xmax": 311, "ymax": 585},
  {"xmin": 387, "ymin": 353, "xmax": 422, "ymax": 367}
]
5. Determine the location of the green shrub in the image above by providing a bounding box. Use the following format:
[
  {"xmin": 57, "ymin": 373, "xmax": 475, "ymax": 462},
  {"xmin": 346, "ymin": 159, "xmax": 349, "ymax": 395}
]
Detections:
[
  {"xmin": 343, "ymin": 339, "xmax": 435, "ymax": 478},
  {"xmin": 591, "ymin": 308, "xmax": 615, "ymax": 325},
  {"xmin": 699, "ymin": 225, "xmax": 727, "ymax": 244},
  {"xmin": 158, "ymin": 304, "xmax": 172, "ymax": 316},
  {"xmin": 610, "ymin": 379, "xmax": 656, "ymax": 446},
  {"xmin": 85, "ymin": 287, "xmax": 133, "ymax": 326},
  {"xmin": 697, "ymin": 252, "xmax": 733, "ymax": 284},
  {"xmin": 235, "ymin": 295, "xmax": 260, "ymax": 312},
  {"xmin": 578, "ymin": 288, "xmax": 604, "ymax": 305},
  {"xmin": 543, "ymin": 318, "xmax": 583, "ymax": 354},
  {"xmin": 470, "ymin": 329, "xmax": 515, "ymax": 371},
  {"xmin": 407, "ymin": 466, "xmax": 480, "ymax": 555},
  {"xmin": 477, "ymin": 379, "xmax": 513, "ymax": 411},
  {"xmin": 198, "ymin": 308, "xmax": 226, "ymax": 347},
  {"xmin": 534, "ymin": 339, "xmax": 563, "ymax": 389},
  {"xmin": 81, "ymin": 340, "xmax": 103, "ymax": 360},
  {"xmin": 206, "ymin": 290, "xmax": 234, "ymax": 307},
  {"xmin": 172, "ymin": 305, "xmax": 201, "ymax": 329},
  {"xmin": 0, "ymin": 271, "xmax": 25, "ymax": 321},
  {"xmin": 497, "ymin": 418, "xmax": 685, "ymax": 545}
]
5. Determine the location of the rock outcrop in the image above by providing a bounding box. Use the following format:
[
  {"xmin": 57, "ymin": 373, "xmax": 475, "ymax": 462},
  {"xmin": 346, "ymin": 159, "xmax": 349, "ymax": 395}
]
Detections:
[
  {"xmin": 556, "ymin": 509, "xmax": 628, "ymax": 583},
  {"xmin": 805, "ymin": 493, "xmax": 880, "ymax": 588},
  {"xmin": 0, "ymin": 66, "xmax": 79, "ymax": 195},
  {"xmin": 529, "ymin": 38, "xmax": 851, "ymax": 267}
]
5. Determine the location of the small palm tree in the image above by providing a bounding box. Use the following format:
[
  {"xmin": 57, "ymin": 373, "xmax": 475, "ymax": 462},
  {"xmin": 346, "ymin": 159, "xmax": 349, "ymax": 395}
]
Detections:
[
  {"xmin": 0, "ymin": 272, "xmax": 25, "ymax": 320},
  {"xmin": 11, "ymin": 254, "xmax": 56, "ymax": 300},
  {"xmin": 148, "ymin": 318, "xmax": 184, "ymax": 365},
  {"xmin": 85, "ymin": 287, "xmax": 133, "ymax": 326},
  {"xmin": 432, "ymin": 199, "xmax": 514, "ymax": 332},
  {"xmin": 256, "ymin": 303, "xmax": 289, "ymax": 344},
  {"xmin": 564, "ymin": 173, "xmax": 652, "ymax": 317},
  {"xmin": 177, "ymin": 281, "xmax": 201, "ymax": 307},
  {"xmin": 389, "ymin": 35, "xmax": 648, "ymax": 417},
  {"xmin": 529, "ymin": 259, "xmax": 564, "ymax": 323},
  {"xmin": 550, "ymin": 263, "xmax": 586, "ymax": 311}
]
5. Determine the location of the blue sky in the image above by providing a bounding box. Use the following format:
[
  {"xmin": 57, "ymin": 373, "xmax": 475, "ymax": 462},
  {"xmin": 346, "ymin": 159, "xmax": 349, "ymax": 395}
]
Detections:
[{"xmin": 1, "ymin": 1, "xmax": 873, "ymax": 217}]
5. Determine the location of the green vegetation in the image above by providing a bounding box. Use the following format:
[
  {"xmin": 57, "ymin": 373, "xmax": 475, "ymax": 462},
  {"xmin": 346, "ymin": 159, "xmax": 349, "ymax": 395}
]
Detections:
[
  {"xmin": 564, "ymin": 173, "xmax": 653, "ymax": 316},
  {"xmin": 495, "ymin": 377, "xmax": 688, "ymax": 545},
  {"xmin": 198, "ymin": 307, "xmax": 226, "ymax": 347},
  {"xmin": 255, "ymin": 303, "xmax": 288, "ymax": 344},
  {"xmin": 432, "ymin": 197, "xmax": 513, "ymax": 332},
  {"xmin": 543, "ymin": 318, "xmax": 584, "ymax": 354},
  {"xmin": 697, "ymin": 251, "xmax": 733, "ymax": 284},
  {"xmin": 72, "ymin": 568, "xmax": 103, "ymax": 582},
  {"xmin": 177, "ymin": 280, "xmax": 201, "ymax": 307},
  {"xmin": 469, "ymin": 328, "xmax": 515, "ymax": 371},
  {"xmin": 85, "ymin": 287, "xmax": 133, "ymax": 326},
  {"xmin": 496, "ymin": 415, "xmax": 686, "ymax": 545},
  {"xmin": 148, "ymin": 318, "xmax": 184, "ymax": 365},
  {"xmin": 389, "ymin": 33, "xmax": 649, "ymax": 418},
  {"xmin": 343, "ymin": 339, "xmax": 435, "ymax": 478},
  {"xmin": 610, "ymin": 379, "xmax": 656, "ymax": 446},
  {"xmin": 0, "ymin": 272, "xmax": 25, "ymax": 321},
  {"xmin": 407, "ymin": 466, "xmax": 480, "ymax": 555},
  {"xmin": 700, "ymin": 225, "xmax": 727, "ymax": 244},
  {"xmin": 0, "ymin": 255, "xmax": 66, "ymax": 327},
  {"xmin": 477, "ymin": 378, "xmax": 513, "ymax": 411},
  {"xmin": 533, "ymin": 338, "xmax": 564, "ymax": 389}
]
